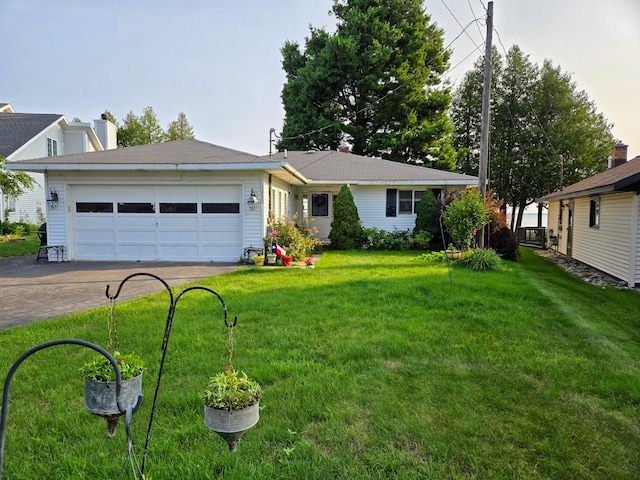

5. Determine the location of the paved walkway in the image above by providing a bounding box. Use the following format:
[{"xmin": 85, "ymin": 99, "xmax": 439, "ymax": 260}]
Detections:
[{"xmin": 0, "ymin": 255, "xmax": 246, "ymax": 330}]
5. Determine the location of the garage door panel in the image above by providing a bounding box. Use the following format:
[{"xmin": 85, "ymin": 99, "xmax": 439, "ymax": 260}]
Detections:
[
  {"xmin": 76, "ymin": 244, "xmax": 116, "ymax": 259},
  {"xmin": 157, "ymin": 217, "xmax": 198, "ymax": 229},
  {"xmin": 118, "ymin": 231, "xmax": 157, "ymax": 243},
  {"xmin": 118, "ymin": 245, "xmax": 156, "ymax": 260},
  {"xmin": 159, "ymin": 230, "xmax": 198, "ymax": 243},
  {"xmin": 159, "ymin": 245, "xmax": 200, "ymax": 259},
  {"xmin": 117, "ymin": 216, "xmax": 156, "ymax": 228}
]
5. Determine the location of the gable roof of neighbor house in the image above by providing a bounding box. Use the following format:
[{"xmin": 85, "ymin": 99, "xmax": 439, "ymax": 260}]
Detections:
[
  {"xmin": 8, "ymin": 139, "xmax": 479, "ymax": 187},
  {"xmin": 266, "ymin": 150, "xmax": 478, "ymax": 186},
  {"xmin": 0, "ymin": 112, "xmax": 64, "ymax": 158},
  {"xmin": 538, "ymin": 155, "xmax": 640, "ymax": 202}
]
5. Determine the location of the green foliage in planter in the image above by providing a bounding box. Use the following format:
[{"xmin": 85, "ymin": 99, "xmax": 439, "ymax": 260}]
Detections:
[
  {"xmin": 204, "ymin": 369, "xmax": 262, "ymax": 411},
  {"xmin": 79, "ymin": 351, "xmax": 145, "ymax": 382},
  {"xmin": 458, "ymin": 248, "xmax": 503, "ymax": 271},
  {"xmin": 329, "ymin": 185, "xmax": 363, "ymax": 250},
  {"xmin": 442, "ymin": 188, "xmax": 490, "ymax": 250}
]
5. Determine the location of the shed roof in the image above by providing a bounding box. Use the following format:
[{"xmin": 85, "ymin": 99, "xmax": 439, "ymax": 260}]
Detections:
[{"xmin": 538, "ymin": 155, "xmax": 640, "ymax": 202}]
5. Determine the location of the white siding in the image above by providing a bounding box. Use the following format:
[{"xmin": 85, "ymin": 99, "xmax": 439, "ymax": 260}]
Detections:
[
  {"xmin": 631, "ymin": 195, "xmax": 640, "ymax": 286},
  {"xmin": 571, "ymin": 192, "xmax": 634, "ymax": 283}
]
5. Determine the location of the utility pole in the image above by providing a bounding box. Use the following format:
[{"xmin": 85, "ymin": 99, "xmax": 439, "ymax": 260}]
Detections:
[{"xmin": 478, "ymin": 1, "xmax": 493, "ymax": 248}]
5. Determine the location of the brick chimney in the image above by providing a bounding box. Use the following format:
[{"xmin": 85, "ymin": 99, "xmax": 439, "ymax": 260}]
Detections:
[
  {"xmin": 611, "ymin": 141, "xmax": 628, "ymax": 168},
  {"xmin": 338, "ymin": 145, "xmax": 350, "ymax": 153}
]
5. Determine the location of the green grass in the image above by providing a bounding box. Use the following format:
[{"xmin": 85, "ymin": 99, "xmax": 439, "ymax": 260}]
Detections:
[
  {"xmin": 1, "ymin": 249, "xmax": 640, "ymax": 479},
  {"xmin": 0, "ymin": 234, "xmax": 40, "ymax": 257}
]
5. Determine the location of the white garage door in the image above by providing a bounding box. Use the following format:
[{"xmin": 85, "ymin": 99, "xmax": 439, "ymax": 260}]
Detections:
[{"xmin": 71, "ymin": 185, "xmax": 242, "ymax": 261}]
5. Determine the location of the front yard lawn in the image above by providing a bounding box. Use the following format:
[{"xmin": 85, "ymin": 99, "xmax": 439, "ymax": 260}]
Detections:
[
  {"xmin": 0, "ymin": 234, "xmax": 40, "ymax": 257},
  {"xmin": 1, "ymin": 249, "xmax": 639, "ymax": 479}
]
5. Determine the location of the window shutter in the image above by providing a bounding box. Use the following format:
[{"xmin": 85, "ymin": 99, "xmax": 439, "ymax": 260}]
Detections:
[{"xmin": 386, "ymin": 189, "xmax": 397, "ymax": 217}]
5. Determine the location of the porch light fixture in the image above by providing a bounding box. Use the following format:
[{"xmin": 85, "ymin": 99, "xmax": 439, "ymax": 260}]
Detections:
[
  {"xmin": 47, "ymin": 188, "xmax": 59, "ymax": 210},
  {"xmin": 248, "ymin": 189, "xmax": 259, "ymax": 210}
]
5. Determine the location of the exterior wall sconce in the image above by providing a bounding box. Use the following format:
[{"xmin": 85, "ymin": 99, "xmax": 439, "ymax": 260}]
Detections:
[
  {"xmin": 47, "ymin": 188, "xmax": 59, "ymax": 210},
  {"xmin": 248, "ymin": 189, "xmax": 259, "ymax": 210}
]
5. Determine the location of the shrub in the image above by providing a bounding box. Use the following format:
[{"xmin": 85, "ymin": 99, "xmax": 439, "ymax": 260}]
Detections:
[
  {"xmin": 490, "ymin": 226, "xmax": 520, "ymax": 260},
  {"xmin": 329, "ymin": 185, "xmax": 363, "ymax": 250},
  {"xmin": 268, "ymin": 214, "xmax": 321, "ymax": 261},
  {"xmin": 408, "ymin": 231, "xmax": 432, "ymax": 250},
  {"xmin": 442, "ymin": 188, "xmax": 490, "ymax": 251},
  {"xmin": 362, "ymin": 227, "xmax": 410, "ymax": 250},
  {"xmin": 458, "ymin": 248, "xmax": 503, "ymax": 271},
  {"xmin": 415, "ymin": 250, "xmax": 446, "ymax": 262}
]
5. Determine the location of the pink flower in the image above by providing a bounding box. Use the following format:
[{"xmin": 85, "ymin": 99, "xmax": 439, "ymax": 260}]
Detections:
[
  {"xmin": 225, "ymin": 365, "xmax": 232, "ymax": 371},
  {"xmin": 120, "ymin": 359, "xmax": 126, "ymax": 365},
  {"xmin": 271, "ymin": 231, "xmax": 278, "ymax": 237}
]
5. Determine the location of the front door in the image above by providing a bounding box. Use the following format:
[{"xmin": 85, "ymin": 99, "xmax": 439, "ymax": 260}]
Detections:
[
  {"xmin": 566, "ymin": 201, "xmax": 574, "ymax": 258},
  {"xmin": 307, "ymin": 192, "xmax": 333, "ymax": 242}
]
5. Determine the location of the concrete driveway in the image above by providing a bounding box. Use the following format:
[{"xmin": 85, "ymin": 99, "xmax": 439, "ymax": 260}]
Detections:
[{"xmin": 0, "ymin": 255, "xmax": 246, "ymax": 330}]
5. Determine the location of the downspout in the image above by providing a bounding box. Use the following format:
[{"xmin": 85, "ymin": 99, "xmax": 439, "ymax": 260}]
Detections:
[
  {"xmin": 268, "ymin": 174, "xmax": 272, "ymax": 220},
  {"xmin": 629, "ymin": 193, "xmax": 639, "ymax": 287}
]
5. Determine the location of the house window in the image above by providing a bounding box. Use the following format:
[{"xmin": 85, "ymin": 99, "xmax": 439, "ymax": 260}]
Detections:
[
  {"xmin": 159, "ymin": 203, "xmax": 197, "ymax": 214},
  {"xmin": 589, "ymin": 197, "xmax": 600, "ymax": 227},
  {"xmin": 311, "ymin": 193, "xmax": 329, "ymax": 217},
  {"xmin": 399, "ymin": 190, "xmax": 413, "ymax": 214},
  {"xmin": 202, "ymin": 203, "xmax": 240, "ymax": 214},
  {"xmin": 6, "ymin": 196, "xmax": 16, "ymax": 212},
  {"xmin": 76, "ymin": 202, "xmax": 114, "ymax": 213},
  {"xmin": 117, "ymin": 202, "xmax": 155, "ymax": 213},
  {"xmin": 47, "ymin": 138, "xmax": 58, "ymax": 157}
]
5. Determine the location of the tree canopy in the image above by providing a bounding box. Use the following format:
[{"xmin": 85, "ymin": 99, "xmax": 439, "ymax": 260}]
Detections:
[
  {"xmin": 451, "ymin": 45, "xmax": 615, "ymax": 228},
  {"xmin": 278, "ymin": 0, "xmax": 456, "ymax": 170},
  {"xmin": 1, "ymin": 156, "xmax": 35, "ymax": 204},
  {"xmin": 116, "ymin": 107, "xmax": 194, "ymax": 147}
]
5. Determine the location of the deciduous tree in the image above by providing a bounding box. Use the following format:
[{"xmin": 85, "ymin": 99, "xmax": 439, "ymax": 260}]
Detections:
[{"xmin": 451, "ymin": 45, "xmax": 615, "ymax": 229}]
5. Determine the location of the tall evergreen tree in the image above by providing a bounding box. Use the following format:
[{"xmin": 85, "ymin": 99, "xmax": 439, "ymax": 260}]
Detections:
[{"xmin": 278, "ymin": 0, "xmax": 455, "ymax": 170}]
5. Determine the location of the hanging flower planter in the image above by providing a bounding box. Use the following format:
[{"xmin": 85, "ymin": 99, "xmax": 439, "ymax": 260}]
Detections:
[
  {"xmin": 85, "ymin": 373, "xmax": 143, "ymax": 436},
  {"xmin": 204, "ymin": 402, "xmax": 260, "ymax": 453}
]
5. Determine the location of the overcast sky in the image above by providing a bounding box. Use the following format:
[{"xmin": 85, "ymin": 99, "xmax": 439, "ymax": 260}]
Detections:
[{"xmin": 2, "ymin": 0, "xmax": 638, "ymax": 161}]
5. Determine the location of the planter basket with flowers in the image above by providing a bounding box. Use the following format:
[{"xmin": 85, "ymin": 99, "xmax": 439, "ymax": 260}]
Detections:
[{"xmin": 203, "ymin": 316, "xmax": 261, "ymax": 452}]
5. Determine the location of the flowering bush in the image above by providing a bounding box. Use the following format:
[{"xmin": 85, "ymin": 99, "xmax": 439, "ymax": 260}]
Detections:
[{"xmin": 266, "ymin": 214, "xmax": 321, "ymax": 261}]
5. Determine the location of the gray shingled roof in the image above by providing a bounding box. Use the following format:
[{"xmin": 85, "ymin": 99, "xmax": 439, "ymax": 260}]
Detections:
[
  {"xmin": 9, "ymin": 138, "xmax": 267, "ymax": 165},
  {"xmin": 539, "ymin": 155, "xmax": 640, "ymax": 201},
  {"xmin": 0, "ymin": 113, "xmax": 63, "ymax": 158},
  {"xmin": 266, "ymin": 150, "xmax": 478, "ymax": 184}
]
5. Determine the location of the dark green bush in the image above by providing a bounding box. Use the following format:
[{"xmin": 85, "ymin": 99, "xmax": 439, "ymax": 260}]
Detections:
[
  {"xmin": 458, "ymin": 248, "xmax": 503, "ymax": 271},
  {"xmin": 408, "ymin": 231, "xmax": 432, "ymax": 250},
  {"xmin": 362, "ymin": 227, "xmax": 410, "ymax": 250},
  {"xmin": 329, "ymin": 185, "xmax": 363, "ymax": 250},
  {"xmin": 490, "ymin": 226, "xmax": 520, "ymax": 260}
]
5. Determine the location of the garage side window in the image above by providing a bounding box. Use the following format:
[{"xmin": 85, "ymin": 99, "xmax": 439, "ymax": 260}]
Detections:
[
  {"xmin": 202, "ymin": 203, "xmax": 240, "ymax": 214},
  {"xmin": 160, "ymin": 203, "xmax": 197, "ymax": 213},
  {"xmin": 589, "ymin": 197, "xmax": 600, "ymax": 227},
  {"xmin": 76, "ymin": 202, "xmax": 114, "ymax": 213},
  {"xmin": 118, "ymin": 203, "xmax": 155, "ymax": 213}
]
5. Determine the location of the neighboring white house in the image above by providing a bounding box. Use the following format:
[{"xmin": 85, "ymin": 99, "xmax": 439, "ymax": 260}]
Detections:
[
  {"xmin": 7, "ymin": 139, "xmax": 478, "ymax": 262},
  {"xmin": 537, "ymin": 142, "xmax": 640, "ymax": 287},
  {"xmin": 0, "ymin": 104, "xmax": 116, "ymax": 224}
]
